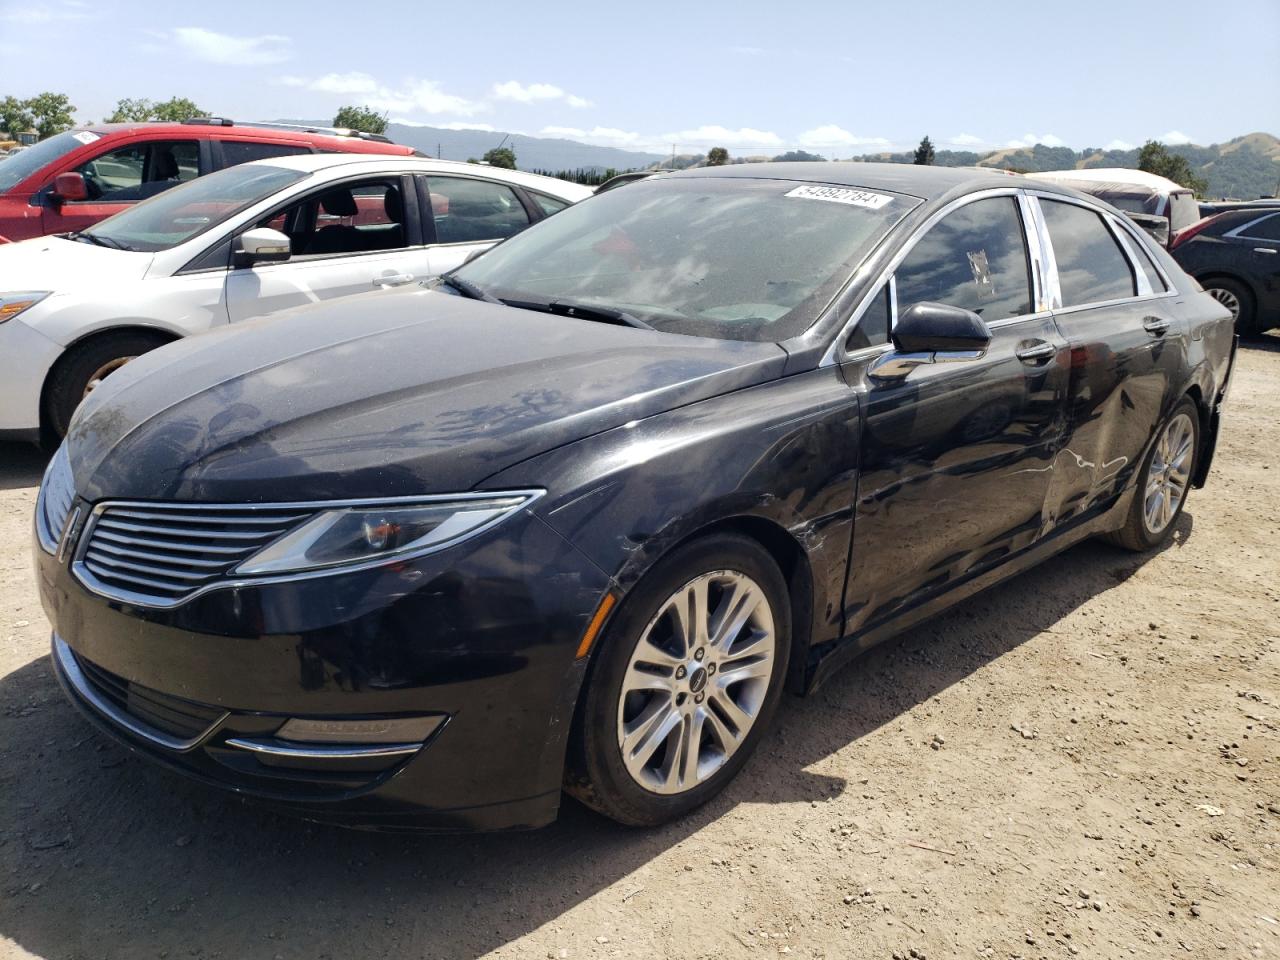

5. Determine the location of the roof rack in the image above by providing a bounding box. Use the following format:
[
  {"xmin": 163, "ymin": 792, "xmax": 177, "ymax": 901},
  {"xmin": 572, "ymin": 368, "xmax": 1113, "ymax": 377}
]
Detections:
[
  {"xmin": 178, "ymin": 117, "xmax": 392, "ymax": 143},
  {"xmin": 181, "ymin": 117, "xmax": 235, "ymax": 127}
]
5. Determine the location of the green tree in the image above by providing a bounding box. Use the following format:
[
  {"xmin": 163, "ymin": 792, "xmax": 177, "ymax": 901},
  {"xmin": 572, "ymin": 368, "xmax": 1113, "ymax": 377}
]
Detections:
[
  {"xmin": 1136, "ymin": 140, "xmax": 1209, "ymax": 196},
  {"xmin": 706, "ymin": 146, "xmax": 730, "ymax": 166},
  {"xmin": 772, "ymin": 150, "xmax": 826, "ymax": 162},
  {"xmin": 913, "ymin": 135, "xmax": 935, "ymax": 165},
  {"xmin": 106, "ymin": 97, "xmax": 154, "ymax": 122},
  {"xmin": 25, "ymin": 91, "xmax": 75, "ymax": 140},
  {"xmin": 482, "ymin": 146, "xmax": 517, "ymax": 169},
  {"xmin": 333, "ymin": 105, "xmax": 388, "ymax": 135},
  {"xmin": 152, "ymin": 97, "xmax": 204, "ymax": 122},
  {"xmin": 0, "ymin": 95, "xmax": 33, "ymax": 136}
]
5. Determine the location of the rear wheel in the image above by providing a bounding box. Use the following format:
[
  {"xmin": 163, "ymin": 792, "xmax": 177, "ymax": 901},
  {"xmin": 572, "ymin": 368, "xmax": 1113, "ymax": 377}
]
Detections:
[
  {"xmin": 1202, "ymin": 277, "xmax": 1259, "ymax": 335},
  {"xmin": 566, "ymin": 533, "xmax": 791, "ymax": 826},
  {"xmin": 45, "ymin": 331, "xmax": 171, "ymax": 438},
  {"xmin": 1104, "ymin": 398, "xmax": 1199, "ymax": 552}
]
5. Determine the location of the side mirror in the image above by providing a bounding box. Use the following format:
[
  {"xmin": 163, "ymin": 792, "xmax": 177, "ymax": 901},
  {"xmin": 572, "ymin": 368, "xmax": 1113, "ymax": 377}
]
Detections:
[
  {"xmin": 871, "ymin": 301, "xmax": 991, "ymax": 381},
  {"xmin": 235, "ymin": 227, "xmax": 291, "ymax": 266},
  {"xmin": 1126, "ymin": 212, "xmax": 1170, "ymax": 248},
  {"xmin": 52, "ymin": 171, "xmax": 88, "ymax": 202}
]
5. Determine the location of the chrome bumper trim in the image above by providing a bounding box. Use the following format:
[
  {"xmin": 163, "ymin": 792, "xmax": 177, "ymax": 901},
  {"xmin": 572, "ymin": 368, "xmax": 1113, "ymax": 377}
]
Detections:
[{"xmin": 224, "ymin": 737, "xmax": 424, "ymax": 760}]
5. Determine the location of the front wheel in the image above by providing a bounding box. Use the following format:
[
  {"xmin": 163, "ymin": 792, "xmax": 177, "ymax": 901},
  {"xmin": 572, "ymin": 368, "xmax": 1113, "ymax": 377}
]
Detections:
[
  {"xmin": 45, "ymin": 331, "xmax": 171, "ymax": 438},
  {"xmin": 566, "ymin": 533, "xmax": 791, "ymax": 826},
  {"xmin": 1104, "ymin": 398, "xmax": 1200, "ymax": 552}
]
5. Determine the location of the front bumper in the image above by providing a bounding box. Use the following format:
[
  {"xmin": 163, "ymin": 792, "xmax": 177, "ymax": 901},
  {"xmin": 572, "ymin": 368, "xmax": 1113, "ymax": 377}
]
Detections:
[
  {"xmin": 0, "ymin": 316, "xmax": 61, "ymax": 435},
  {"xmin": 37, "ymin": 510, "xmax": 611, "ymax": 831}
]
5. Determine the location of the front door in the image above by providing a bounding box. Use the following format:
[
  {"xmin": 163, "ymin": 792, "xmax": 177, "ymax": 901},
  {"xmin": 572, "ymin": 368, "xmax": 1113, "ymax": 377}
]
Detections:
[
  {"xmin": 842, "ymin": 194, "xmax": 1069, "ymax": 634},
  {"xmin": 225, "ymin": 176, "xmax": 431, "ymax": 323}
]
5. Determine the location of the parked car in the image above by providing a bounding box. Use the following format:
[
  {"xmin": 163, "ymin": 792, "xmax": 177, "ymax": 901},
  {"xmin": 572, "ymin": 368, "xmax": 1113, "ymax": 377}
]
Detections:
[
  {"xmin": 1198, "ymin": 198, "xmax": 1280, "ymax": 218},
  {"xmin": 1170, "ymin": 206, "xmax": 1280, "ymax": 334},
  {"xmin": 0, "ymin": 118, "xmax": 421, "ymax": 244},
  {"xmin": 37, "ymin": 163, "xmax": 1234, "ymax": 831},
  {"xmin": 0, "ymin": 154, "xmax": 590, "ymax": 442},
  {"xmin": 1027, "ymin": 168, "xmax": 1200, "ymax": 247}
]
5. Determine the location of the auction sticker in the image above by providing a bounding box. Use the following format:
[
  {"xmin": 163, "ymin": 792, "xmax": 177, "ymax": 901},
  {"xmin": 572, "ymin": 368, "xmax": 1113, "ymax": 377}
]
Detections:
[
  {"xmin": 71, "ymin": 131, "xmax": 100, "ymax": 145},
  {"xmin": 785, "ymin": 185, "xmax": 892, "ymax": 209}
]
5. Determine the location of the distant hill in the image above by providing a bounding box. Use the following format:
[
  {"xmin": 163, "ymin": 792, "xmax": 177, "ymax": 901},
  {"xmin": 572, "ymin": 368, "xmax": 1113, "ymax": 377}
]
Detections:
[{"xmin": 852, "ymin": 133, "xmax": 1280, "ymax": 200}]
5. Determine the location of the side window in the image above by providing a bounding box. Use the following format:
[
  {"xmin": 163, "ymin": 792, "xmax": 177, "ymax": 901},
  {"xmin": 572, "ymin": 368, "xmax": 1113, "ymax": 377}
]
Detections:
[
  {"xmin": 75, "ymin": 140, "xmax": 199, "ymax": 202},
  {"xmin": 894, "ymin": 196, "xmax": 1032, "ymax": 322},
  {"xmin": 256, "ymin": 178, "xmax": 409, "ymax": 258},
  {"xmin": 1040, "ymin": 200, "xmax": 1136, "ymax": 306},
  {"xmin": 846, "ymin": 284, "xmax": 891, "ymax": 351},
  {"xmin": 1129, "ymin": 236, "xmax": 1169, "ymax": 292},
  {"xmin": 530, "ymin": 192, "xmax": 569, "ymax": 217},
  {"xmin": 425, "ymin": 176, "xmax": 531, "ymax": 244},
  {"xmin": 220, "ymin": 141, "xmax": 311, "ymax": 167},
  {"xmin": 1240, "ymin": 213, "xmax": 1280, "ymax": 242}
]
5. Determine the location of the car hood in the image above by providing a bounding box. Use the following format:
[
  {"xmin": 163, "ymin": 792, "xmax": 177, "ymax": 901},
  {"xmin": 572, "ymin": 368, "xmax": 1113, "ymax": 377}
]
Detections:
[
  {"xmin": 67, "ymin": 288, "xmax": 788, "ymax": 503},
  {"xmin": 0, "ymin": 235, "xmax": 152, "ymax": 290}
]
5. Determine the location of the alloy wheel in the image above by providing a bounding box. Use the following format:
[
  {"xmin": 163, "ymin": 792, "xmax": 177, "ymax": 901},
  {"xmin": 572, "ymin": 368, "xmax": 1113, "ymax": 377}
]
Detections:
[
  {"xmin": 82, "ymin": 356, "xmax": 137, "ymax": 399},
  {"xmin": 616, "ymin": 570, "xmax": 776, "ymax": 795},
  {"xmin": 1143, "ymin": 412, "xmax": 1195, "ymax": 535},
  {"xmin": 1207, "ymin": 286, "xmax": 1241, "ymax": 322}
]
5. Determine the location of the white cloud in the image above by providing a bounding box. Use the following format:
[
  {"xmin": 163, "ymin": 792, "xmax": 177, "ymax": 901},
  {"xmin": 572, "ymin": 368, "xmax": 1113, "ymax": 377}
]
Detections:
[
  {"xmin": 0, "ymin": 1, "xmax": 94, "ymax": 23},
  {"xmin": 541, "ymin": 126, "xmax": 586, "ymax": 138},
  {"xmin": 492, "ymin": 81, "xmax": 593, "ymax": 109},
  {"xmin": 172, "ymin": 26, "xmax": 292, "ymax": 65},
  {"xmin": 1005, "ymin": 132, "xmax": 1066, "ymax": 149},
  {"xmin": 1104, "ymin": 138, "xmax": 1136, "ymax": 151},
  {"xmin": 541, "ymin": 125, "xmax": 645, "ymax": 146},
  {"xmin": 276, "ymin": 73, "xmax": 484, "ymax": 117},
  {"xmin": 797, "ymin": 125, "xmax": 890, "ymax": 148},
  {"xmin": 662, "ymin": 125, "xmax": 783, "ymax": 148},
  {"xmin": 949, "ymin": 133, "xmax": 985, "ymax": 147},
  {"xmin": 1159, "ymin": 130, "xmax": 1193, "ymax": 145}
]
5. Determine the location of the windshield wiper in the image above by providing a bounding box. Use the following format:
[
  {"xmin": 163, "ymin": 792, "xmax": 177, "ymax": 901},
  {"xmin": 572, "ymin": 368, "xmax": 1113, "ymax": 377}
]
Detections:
[
  {"xmin": 436, "ymin": 274, "xmax": 502, "ymax": 304},
  {"xmin": 66, "ymin": 231, "xmax": 131, "ymax": 251},
  {"xmin": 510, "ymin": 298, "xmax": 654, "ymax": 330}
]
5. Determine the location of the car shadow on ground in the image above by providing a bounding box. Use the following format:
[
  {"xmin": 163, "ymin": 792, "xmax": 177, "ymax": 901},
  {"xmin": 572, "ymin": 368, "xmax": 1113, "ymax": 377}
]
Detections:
[
  {"xmin": 0, "ymin": 510, "xmax": 1192, "ymax": 959},
  {"xmin": 1241, "ymin": 329, "xmax": 1280, "ymax": 353},
  {"xmin": 0, "ymin": 442, "xmax": 48, "ymax": 492}
]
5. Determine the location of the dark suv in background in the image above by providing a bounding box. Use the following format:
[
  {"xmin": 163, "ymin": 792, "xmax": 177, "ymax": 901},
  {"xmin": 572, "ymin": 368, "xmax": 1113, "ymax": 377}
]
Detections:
[
  {"xmin": 0, "ymin": 118, "xmax": 418, "ymax": 243},
  {"xmin": 1171, "ymin": 207, "xmax": 1280, "ymax": 335}
]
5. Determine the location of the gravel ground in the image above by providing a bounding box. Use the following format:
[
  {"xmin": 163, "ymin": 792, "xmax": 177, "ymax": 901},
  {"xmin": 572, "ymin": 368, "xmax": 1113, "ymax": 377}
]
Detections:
[{"xmin": 0, "ymin": 338, "xmax": 1277, "ymax": 960}]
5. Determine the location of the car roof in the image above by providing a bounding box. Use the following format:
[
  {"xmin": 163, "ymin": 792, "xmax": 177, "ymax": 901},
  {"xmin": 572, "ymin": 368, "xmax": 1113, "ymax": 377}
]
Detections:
[
  {"xmin": 238, "ymin": 153, "xmax": 595, "ymax": 197},
  {"xmin": 81, "ymin": 121, "xmax": 413, "ymax": 154},
  {"xmin": 665, "ymin": 161, "xmax": 1029, "ymax": 201}
]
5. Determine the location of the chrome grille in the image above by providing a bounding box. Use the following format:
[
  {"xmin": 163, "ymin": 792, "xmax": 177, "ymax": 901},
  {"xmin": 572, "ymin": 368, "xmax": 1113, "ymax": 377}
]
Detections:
[
  {"xmin": 36, "ymin": 445, "xmax": 76, "ymax": 553},
  {"xmin": 76, "ymin": 503, "xmax": 313, "ymax": 605}
]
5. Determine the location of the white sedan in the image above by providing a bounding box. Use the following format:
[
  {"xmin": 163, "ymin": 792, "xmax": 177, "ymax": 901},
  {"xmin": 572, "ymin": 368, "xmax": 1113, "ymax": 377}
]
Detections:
[{"xmin": 0, "ymin": 154, "xmax": 591, "ymax": 441}]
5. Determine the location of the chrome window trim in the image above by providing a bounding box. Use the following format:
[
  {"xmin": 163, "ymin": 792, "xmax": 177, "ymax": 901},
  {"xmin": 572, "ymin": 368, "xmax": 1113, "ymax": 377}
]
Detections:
[
  {"xmin": 1105, "ymin": 216, "xmax": 1154, "ymax": 297},
  {"xmin": 1226, "ymin": 211, "xmax": 1280, "ymax": 241},
  {"xmin": 70, "ymin": 490, "xmax": 544, "ymax": 610},
  {"xmin": 53, "ymin": 635, "xmax": 228, "ymax": 752},
  {"xmin": 822, "ymin": 186, "xmax": 1033, "ymax": 366}
]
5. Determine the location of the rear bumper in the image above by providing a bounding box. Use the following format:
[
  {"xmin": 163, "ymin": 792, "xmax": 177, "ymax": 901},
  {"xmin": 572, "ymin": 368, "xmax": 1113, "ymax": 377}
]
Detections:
[
  {"xmin": 37, "ymin": 511, "xmax": 610, "ymax": 831},
  {"xmin": 0, "ymin": 317, "xmax": 61, "ymax": 432}
]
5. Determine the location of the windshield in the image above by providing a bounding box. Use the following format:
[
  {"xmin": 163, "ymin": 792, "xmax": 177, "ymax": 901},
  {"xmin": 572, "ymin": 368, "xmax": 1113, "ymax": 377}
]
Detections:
[
  {"xmin": 452, "ymin": 177, "xmax": 916, "ymax": 341},
  {"xmin": 83, "ymin": 163, "xmax": 308, "ymax": 253},
  {"xmin": 0, "ymin": 131, "xmax": 86, "ymax": 193}
]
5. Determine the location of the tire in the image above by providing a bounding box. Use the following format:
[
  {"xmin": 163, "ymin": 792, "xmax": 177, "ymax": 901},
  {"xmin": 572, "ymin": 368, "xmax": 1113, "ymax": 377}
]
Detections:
[
  {"xmin": 1104, "ymin": 398, "xmax": 1200, "ymax": 552},
  {"xmin": 1202, "ymin": 276, "xmax": 1259, "ymax": 336},
  {"xmin": 45, "ymin": 331, "xmax": 171, "ymax": 438},
  {"xmin": 566, "ymin": 533, "xmax": 791, "ymax": 826}
]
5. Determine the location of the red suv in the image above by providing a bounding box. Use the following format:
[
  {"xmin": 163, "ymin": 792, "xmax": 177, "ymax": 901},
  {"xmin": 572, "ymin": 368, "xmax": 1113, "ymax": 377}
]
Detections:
[{"xmin": 0, "ymin": 118, "xmax": 419, "ymax": 243}]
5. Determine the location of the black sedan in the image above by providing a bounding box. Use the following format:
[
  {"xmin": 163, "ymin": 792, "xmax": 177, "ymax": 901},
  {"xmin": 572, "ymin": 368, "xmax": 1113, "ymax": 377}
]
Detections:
[
  {"xmin": 1170, "ymin": 206, "xmax": 1280, "ymax": 335},
  {"xmin": 35, "ymin": 164, "xmax": 1235, "ymax": 831}
]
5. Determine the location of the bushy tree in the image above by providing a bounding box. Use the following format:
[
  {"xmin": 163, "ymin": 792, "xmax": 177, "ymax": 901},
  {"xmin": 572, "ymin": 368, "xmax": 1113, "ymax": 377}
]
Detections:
[
  {"xmin": 482, "ymin": 146, "xmax": 517, "ymax": 169},
  {"xmin": 0, "ymin": 95, "xmax": 33, "ymax": 135},
  {"xmin": 333, "ymin": 105, "xmax": 388, "ymax": 135},
  {"xmin": 106, "ymin": 97, "xmax": 205, "ymax": 123},
  {"xmin": 772, "ymin": 150, "xmax": 826, "ymax": 162},
  {"xmin": 913, "ymin": 135, "xmax": 935, "ymax": 165},
  {"xmin": 1137, "ymin": 140, "xmax": 1209, "ymax": 196},
  {"xmin": 24, "ymin": 92, "xmax": 75, "ymax": 140},
  {"xmin": 706, "ymin": 146, "xmax": 730, "ymax": 166},
  {"xmin": 152, "ymin": 97, "xmax": 204, "ymax": 122}
]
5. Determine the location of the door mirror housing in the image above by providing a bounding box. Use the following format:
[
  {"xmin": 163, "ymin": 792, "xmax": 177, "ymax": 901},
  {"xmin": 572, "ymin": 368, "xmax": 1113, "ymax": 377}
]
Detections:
[
  {"xmin": 892, "ymin": 301, "xmax": 992, "ymax": 354},
  {"xmin": 52, "ymin": 171, "xmax": 88, "ymax": 203},
  {"xmin": 1126, "ymin": 212, "xmax": 1170, "ymax": 248},
  {"xmin": 235, "ymin": 227, "xmax": 291, "ymax": 266}
]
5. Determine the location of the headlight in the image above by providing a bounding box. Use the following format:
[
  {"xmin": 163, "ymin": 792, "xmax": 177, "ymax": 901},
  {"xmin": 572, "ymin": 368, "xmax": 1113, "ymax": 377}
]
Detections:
[
  {"xmin": 234, "ymin": 492, "xmax": 541, "ymax": 575},
  {"xmin": 0, "ymin": 292, "xmax": 50, "ymax": 323}
]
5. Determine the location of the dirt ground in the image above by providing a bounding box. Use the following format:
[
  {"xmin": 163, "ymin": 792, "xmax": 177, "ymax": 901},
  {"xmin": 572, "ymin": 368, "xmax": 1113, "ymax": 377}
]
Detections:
[{"xmin": 0, "ymin": 338, "xmax": 1277, "ymax": 960}]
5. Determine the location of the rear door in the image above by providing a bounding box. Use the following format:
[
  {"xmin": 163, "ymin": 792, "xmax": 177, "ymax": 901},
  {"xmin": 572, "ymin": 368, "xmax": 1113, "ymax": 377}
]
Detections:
[
  {"xmin": 225, "ymin": 173, "xmax": 430, "ymax": 323},
  {"xmin": 1032, "ymin": 194, "xmax": 1188, "ymax": 527},
  {"xmin": 41, "ymin": 137, "xmax": 205, "ymax": 234},
  {"xmin": 1228, "ymin": 211, "xmax": 1280, "ymax": 317},
  {"xmin": 840, "ymin": 192, "xmax": 1070, "ymax": 634},
  {"xmin": 418, "ymin": 174, "xmax": 536, "ymax": 275}
]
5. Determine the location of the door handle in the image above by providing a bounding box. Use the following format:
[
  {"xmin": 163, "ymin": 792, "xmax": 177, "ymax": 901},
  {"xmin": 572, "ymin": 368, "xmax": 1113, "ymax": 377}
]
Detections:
[
  {"xmin": 1143, "ymin": 316, "xmax": 1171, "ymax": 336},
  {"xmin": 1254, "ymin": 247, "xmax": 1277, "ymax": 255},
  {"xmin": 373, "ymin": 273, "xmax": 415, "ymax": 287},
  {"xmin": 1015, "ymin": 340, "xmax": 1057, "ymax": 364}
]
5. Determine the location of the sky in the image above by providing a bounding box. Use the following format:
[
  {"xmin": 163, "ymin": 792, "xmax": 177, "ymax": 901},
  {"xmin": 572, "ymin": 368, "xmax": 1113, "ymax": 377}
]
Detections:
[{"xmin": 1, "ymin": 0, "xmax": 1277, "ymax": 157}]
